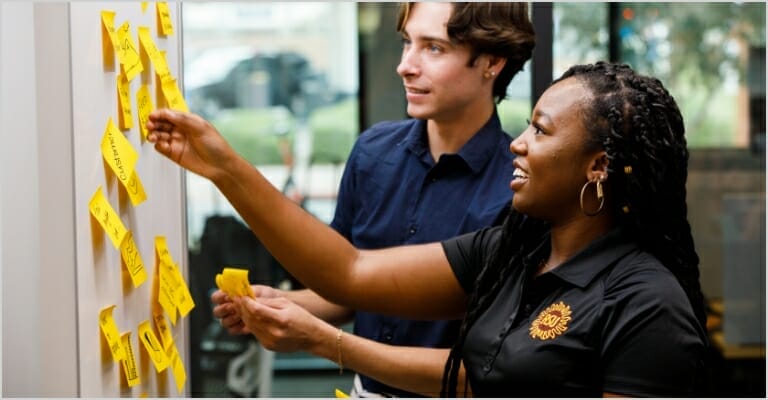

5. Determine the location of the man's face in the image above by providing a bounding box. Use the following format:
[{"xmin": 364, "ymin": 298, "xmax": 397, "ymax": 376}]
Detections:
[{"xmin": 396, "ymin": 3, "xmax": 490, "ymax": 123}]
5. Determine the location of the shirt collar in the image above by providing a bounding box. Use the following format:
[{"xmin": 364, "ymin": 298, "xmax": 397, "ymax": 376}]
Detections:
[
  {"xmin": 530, "ymin": 228, "xmax": 638, "ymax": 288},
  {"xmin": 401, "ymin": 111, "xmax": 506, "ymax": 174}
]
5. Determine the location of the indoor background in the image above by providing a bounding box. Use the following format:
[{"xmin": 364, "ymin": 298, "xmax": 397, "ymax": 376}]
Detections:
[{"xmin": 178, "ymin": 3, "xmax": 765, "ymax": 397}]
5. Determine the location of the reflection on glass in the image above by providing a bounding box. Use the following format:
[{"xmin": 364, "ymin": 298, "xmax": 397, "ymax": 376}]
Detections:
[{"xmin": 182, "ymin": 2, "xmax": 359, "ymax": 396}]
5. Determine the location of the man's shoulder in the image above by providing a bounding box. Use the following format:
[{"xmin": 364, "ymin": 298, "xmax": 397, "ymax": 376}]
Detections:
[{"xmin": 357, "ymin": 119, "xmax": 419, "ymax": 146}]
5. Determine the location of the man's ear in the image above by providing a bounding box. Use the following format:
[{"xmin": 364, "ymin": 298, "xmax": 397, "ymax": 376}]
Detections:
[{"xmin": 484, "ymin": 55, "xmax": 507, "ymax": 76}]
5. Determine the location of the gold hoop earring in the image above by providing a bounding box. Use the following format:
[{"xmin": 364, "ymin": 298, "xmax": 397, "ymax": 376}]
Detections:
[{"xmin": 579, "ymin": 179, "xmax": 605, "ymax": 216}]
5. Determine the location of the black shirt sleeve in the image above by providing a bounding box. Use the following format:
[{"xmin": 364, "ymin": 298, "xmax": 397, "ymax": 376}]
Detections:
[{"xmin": 441, "ymin": 226, "xmax": 503, "ymax": 294}]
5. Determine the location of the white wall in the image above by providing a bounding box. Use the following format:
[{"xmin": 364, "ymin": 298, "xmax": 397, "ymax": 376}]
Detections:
[
  {"xmin": 2, "ymin": 3, "xmax": 187, "ymax": 396},
  {"xmin": 2, "ymin": 3, "xmax": 84, "ymax": 396},
  {"xmin": 1, "ymin": 2, "xmax": 47, "ymax": 396}
]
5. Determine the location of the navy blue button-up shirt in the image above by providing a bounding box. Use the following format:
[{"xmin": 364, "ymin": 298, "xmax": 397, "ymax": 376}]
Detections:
[{"xmin": 330, "ymin": 113, "xmax": 514, "ymax": 396}]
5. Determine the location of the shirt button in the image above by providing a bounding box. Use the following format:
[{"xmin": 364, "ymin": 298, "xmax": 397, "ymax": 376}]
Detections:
[
  {"xmin": 483, "ymin": 365, "xmax": 491, "ymax": 372},
  {"xmin": 384, "ymin": 334, "xmax": 393, "ymax": 342},
  {"xmin": 408, "ymin": 226, "xmax": 417, "ymax": 235}
]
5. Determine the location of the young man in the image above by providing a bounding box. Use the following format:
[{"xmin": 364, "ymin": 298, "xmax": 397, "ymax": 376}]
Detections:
[{"xmin": 210, "ymin": 2, "xmax": 535, "ymax": 396}]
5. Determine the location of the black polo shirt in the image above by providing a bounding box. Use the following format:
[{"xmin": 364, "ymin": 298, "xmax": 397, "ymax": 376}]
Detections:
[{"xmin": 442, "ymin": 226, "xmax": 706, "ymax": 397}]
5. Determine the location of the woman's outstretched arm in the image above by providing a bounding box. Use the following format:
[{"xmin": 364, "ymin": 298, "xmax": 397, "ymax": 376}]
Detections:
[{"xmin": 147, "ymin": 108, "xmax": 467, "ymax": 319}]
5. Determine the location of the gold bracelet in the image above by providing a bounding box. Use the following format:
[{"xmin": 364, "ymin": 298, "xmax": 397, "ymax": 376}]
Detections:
[{"xmin": 336, "ymin": 328, "xmax": 344, "ymax": 375}]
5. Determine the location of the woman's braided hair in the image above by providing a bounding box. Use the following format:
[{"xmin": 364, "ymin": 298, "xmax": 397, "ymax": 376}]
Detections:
[{"xmin": 441, "ymin": 61, "xmax": 706, "ymax": 396}]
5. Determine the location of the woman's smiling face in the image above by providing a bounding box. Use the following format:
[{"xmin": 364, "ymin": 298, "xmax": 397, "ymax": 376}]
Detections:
[{"xmin": 509, "ymin": 77, "xmax": 604, "ymax": 222}]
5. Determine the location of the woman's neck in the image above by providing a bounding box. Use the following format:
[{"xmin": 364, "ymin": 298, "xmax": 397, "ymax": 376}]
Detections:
[{"xmin": 539, "ymin": 215, "xmax": 614, "ymax": 275}]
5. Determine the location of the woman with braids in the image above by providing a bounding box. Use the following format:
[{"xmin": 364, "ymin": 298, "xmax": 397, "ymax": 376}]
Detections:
[{"xmin": 147, "ymin": 61, "xmax": 707, "ymax": 397}]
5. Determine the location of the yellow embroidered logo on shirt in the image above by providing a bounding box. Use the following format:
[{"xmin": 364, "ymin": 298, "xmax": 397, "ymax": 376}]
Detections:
[{"xmin": 529, "ymin": 301, "xmax": 572, "ymax": 340}]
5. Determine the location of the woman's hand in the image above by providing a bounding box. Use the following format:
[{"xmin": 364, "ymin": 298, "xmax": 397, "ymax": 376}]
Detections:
[
  {"xmin": 211, "ymin": 284, "xmax": 283, "ymax": 335},
  {"xmin": 146, "ymin": 108, "xmax": 237, "ymax": 182},
  {"xmin": 233, "ymin": 295, "xmax": 329, "ymax": 353}
]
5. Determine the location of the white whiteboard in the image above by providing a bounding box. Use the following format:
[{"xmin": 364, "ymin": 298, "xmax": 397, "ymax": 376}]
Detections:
[{"xmin": 69, "ymin": 2, "xmax": 188, "ymax": 397}]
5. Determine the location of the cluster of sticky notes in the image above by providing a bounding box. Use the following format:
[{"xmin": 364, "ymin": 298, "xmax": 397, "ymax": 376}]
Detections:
[
  {"xmin": 89, "ymin": 186, "xmax": 147, "ymax": 288},
  {"xmin": 216, "ymin": 267, "xmax": 254, "ymax": 298},
  {"xmin": 94, "ymin": 3, "xmax": 189, "ymax": 395}
]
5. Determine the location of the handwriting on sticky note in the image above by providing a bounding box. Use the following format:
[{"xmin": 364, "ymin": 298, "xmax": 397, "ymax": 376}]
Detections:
[
  {"xmin": 152, "ymin": 312, "xmax": 174, "ymax": 351},
  {"xmin": 156, "ymin": 2, "xmax": 174, "ymax": 36},
  {"xmin": 120, "ymin": 231, "xmax": 147, "ymax": 288},
  {"xmin": 120, "ymin": 332, "xmax": 141, "ymax": 387},
  {"xmin": 138, "ymin": 27, "xmax": 170, "ymax": 78},
  {"xmin": 160, "ymin": 76, "xmax": 189, "ymax": 112},
  {"xmin": 116, "ymin": 21, "xmax": 143, "ymax": 81},
  {"xmin": 89, "ymin": 186, "xmax": 128, "ymax": 249},
  {"xmin": 138, "ymin": 320, "xmax": 170, "ymax": 372},
  {"xmin": 101, "ymin": 10, "xmax": 118, "ymax": 67},
  {"xmin": 116, "ymin": 73, "xmax": 133, "ymax": 130},
  {"xmin": 136, "ymin": 84, "xmax": 154, "ymax": 141},
  {"xmin": 101, "ymin": 117, "xmax": 138, "ymax": 184},
  {"xmin": 126, "ymin": 170, "xmax": 147, "ymax": 206},
  {"xmin": 166, "ymin": 341, "xmax": 186, "ymax": 393},
  {"xmin": 99, "ymin": 305, "xmax": 125, "ymax": 362},
  {"xmin": 158, "ymin": 260, "xmax": 179, "ymax": 325}
]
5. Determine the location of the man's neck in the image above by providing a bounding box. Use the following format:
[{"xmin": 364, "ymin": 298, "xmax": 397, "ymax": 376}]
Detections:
[{"xmin": 426, "ymin": 104, "xmax": 495, "ymax": 161}]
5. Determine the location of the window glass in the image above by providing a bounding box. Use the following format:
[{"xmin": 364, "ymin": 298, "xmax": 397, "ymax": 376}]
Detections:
[
  {"xmin": 617, "ymin": 3, "xmax": 765, "ymax": 148},
  {"xmin": 497, "ymin": 60, "xmax": 533, "ymax": 137},
  {"xmin": 182, "ymin": 2, "xmax": 359, "ymax": 396},
  {"xmin": 555, "ymin": 3, "xmax": 765, "ymax": 148},
  {"xmin": 553, "ymin": 3, "xmax": 609, "ymax": 78}
]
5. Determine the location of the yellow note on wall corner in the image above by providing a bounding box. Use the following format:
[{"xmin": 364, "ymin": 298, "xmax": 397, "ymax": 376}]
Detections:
[
  {"xmin": 101, "ymin": 10, "xmax": 118, "ymax": 68},
  {"xmin": 156, "ymin": 2, "xmax": 174, "ymax": 36}
]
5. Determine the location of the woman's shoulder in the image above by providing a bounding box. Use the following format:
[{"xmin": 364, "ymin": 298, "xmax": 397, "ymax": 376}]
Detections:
[{"xmin": 602, "ymin": 249, "xmax": 689, "ymax": 306}]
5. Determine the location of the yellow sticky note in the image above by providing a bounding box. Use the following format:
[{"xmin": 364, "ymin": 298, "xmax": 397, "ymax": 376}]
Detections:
[
  {"xmin": 138, "ymin": 320, "xmax": 170, "ymax": 372},
  {"xmin": 89, "ymin": 186, "xmax": 128, "ymax": 249},
  {"xmin": 101, "ymin": 117, "xmax": 138, "ymax": 184},
  {"xmin": 116, "ymin": 21, "xmax": 144, "ymax": 82},
  {"xmin": 120, "ymin": 332, "xmax": 141, "ymax": 387},
  {"xmin": 156, "ymin": 2, "xmax": 174, "ymax": 36},
  {"xmin": 120, "ymin": 231, "xmax": 147, "ymax": 288},
  {"xmin": 158, "ymin": 260, "xmax": 179, "ymax": 325},
  {"xmin": 169, "ymin": 262, "xmax": 195, "ymax": 318},
  {"xmin": 217, "ymin": 267, "xmax": 253, "ymax": 298},
  {"xmin": 101, "ymin": 10, "xmax": 118, "ymax": 67},
  {"xmin": 141, "ymin": 2, "xmax": 148, "ymax": 13},
  {"xmin": 99, "ymin": 305, "xmax": 125, "ymax": 362},
  {"xmin": 160, "ymin": 77, "xmax": 189, "ymax": 112},
  {"xmin": 335, "ymin": 388, "xmax": 350, "ymax": 398},
  {"xmin": 138, "ymin": 27, "xmax": 170, "ymax": 79},
  {"xmin": 153, "ymin": 313, "xmax": 174, "ymax": 352},
  {"xmin": 155, "ymin": 236, "xmax": 175, "ymax": 267},
  {"xmin": 116, "ymin": 73, "xmax": 133, "ymax": 130},
  {"xmin": 137, "ymin": 83, "xmax": 154, "ymax": 141},
  {"xmin": 166, "ymin": 341, "xmax": 186, "ymax": 393},
  {"xmin": 126, "ymin": 169, "xmax": 148, "ymax": 206}
]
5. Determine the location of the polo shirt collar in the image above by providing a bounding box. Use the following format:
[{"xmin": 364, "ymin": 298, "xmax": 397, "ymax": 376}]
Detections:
[
  {"xmin": 532, "ymin": 228, "xmax": 638, "ymax": 288},
  {"xmin": 402, "ymin": 111, "xmax": 506, "ymax": 174}
]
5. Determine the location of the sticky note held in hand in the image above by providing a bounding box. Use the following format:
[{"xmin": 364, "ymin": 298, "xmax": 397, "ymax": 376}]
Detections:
[{"xmin": 215, "ymin": 267, "xmax": 253, "ymax": 298}]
